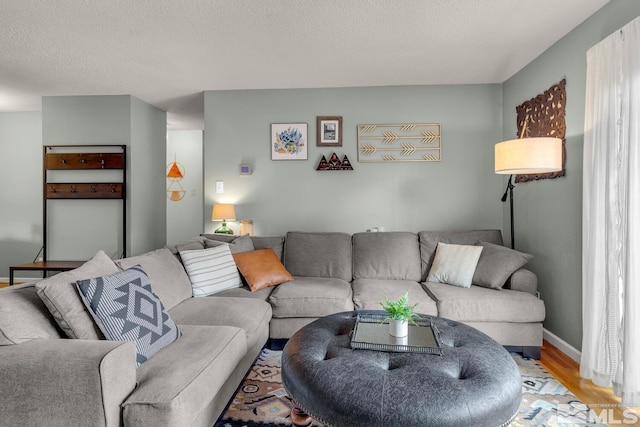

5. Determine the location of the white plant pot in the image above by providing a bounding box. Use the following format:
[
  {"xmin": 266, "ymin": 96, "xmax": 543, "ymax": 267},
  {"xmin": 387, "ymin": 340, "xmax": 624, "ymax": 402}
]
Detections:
[
  {"xmin": 391, "ymin": 334, "xmax": 409, "ymax": 346},
  {"xmin": 389, "ymin": 319, "xmax": 408, "ymax": 337}
]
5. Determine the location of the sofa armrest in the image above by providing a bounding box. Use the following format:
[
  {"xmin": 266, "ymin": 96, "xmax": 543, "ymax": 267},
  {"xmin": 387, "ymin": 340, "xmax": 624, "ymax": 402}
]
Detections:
[
  {"xmin": 0, "ymin": 339, "xmax": 136, "ymax": 427},
  {"xmin": 504, "ymin": 268, "xmax": 538, "ymax": 295}
]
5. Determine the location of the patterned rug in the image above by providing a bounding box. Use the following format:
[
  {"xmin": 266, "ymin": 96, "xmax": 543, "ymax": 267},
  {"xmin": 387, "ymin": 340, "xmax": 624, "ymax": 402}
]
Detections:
[{"xmin": 215, "ymin": 349, "xmax": 605, "ymax": 427}]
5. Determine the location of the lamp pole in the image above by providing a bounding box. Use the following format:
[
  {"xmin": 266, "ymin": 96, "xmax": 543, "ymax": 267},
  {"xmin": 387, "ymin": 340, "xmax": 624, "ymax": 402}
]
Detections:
[{"xmin": 501, "ymin": 175, "xmax": 515, "ymax": 249}]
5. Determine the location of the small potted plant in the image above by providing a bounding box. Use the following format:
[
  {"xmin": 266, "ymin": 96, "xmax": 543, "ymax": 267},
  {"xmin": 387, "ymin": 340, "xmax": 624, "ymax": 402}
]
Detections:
[{"xmin": 380, "ymin": 291, "xmax": 419, "ymax": 337}]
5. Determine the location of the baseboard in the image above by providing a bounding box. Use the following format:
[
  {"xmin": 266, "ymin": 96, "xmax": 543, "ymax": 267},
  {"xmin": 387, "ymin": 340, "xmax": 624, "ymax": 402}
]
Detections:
[{"xmin": 543, "ymin": 328, "xmax": 581, "ymax": 363}]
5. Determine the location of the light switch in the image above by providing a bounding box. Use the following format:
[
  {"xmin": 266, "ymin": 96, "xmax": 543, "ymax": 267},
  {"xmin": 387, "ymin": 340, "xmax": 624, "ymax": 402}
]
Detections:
[{"xmin": 216, "ymin": 180, "xmax": 224, "ymax": 193}]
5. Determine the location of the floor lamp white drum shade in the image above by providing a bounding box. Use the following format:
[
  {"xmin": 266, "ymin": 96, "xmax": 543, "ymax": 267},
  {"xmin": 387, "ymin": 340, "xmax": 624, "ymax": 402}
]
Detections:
[
  {"xmin": 494, "ymin": 136, "xmax": 563, "ymax": 249},
  {"xmin": 495, "ymin": 137, "xmax": 563, "ymax": 174}
]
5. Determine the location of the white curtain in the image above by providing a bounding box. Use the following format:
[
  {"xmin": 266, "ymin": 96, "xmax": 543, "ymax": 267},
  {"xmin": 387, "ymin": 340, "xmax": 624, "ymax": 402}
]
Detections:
[{"xmin": 582, "ymin": 17, "xmax": 640, "ymax": 407}]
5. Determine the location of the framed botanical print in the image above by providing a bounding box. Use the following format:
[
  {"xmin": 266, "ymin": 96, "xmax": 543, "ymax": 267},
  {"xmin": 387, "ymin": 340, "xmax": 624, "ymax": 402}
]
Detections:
[{"xmin": 317, "ymin": 116, "xmax": 342, "ymax": 147}]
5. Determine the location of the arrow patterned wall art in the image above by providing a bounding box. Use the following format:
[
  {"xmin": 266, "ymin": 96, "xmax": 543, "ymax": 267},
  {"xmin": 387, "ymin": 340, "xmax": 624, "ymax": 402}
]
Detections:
[{"xmin": 357, "ymin": 123, "xmax": 441, "ymax": 162}]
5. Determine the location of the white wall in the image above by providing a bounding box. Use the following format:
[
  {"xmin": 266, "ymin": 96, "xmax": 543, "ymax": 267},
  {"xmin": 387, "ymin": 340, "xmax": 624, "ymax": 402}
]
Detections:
[{"xmin": 166, "ymin": 130, "xmax": 203, "ymax": 244}]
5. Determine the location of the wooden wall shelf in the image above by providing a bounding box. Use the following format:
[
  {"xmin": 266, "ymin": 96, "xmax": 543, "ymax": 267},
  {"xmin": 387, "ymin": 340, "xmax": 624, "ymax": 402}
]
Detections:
[
  {"xmin": 45, "ymin": 153, "xmax": 125, "ymax": 170},
  {"xmin": 46, "ymin": 183, "xmax": 123, "ymax": 199}
]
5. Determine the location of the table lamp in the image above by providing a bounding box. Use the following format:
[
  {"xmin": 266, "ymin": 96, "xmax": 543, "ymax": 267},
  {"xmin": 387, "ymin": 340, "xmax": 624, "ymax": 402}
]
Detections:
[{"xmin": 211, "ymin": 203, "xmax": 236, "ymax": 235}]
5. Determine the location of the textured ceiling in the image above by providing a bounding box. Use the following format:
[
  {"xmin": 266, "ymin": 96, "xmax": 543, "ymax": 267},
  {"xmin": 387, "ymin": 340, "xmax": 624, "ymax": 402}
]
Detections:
[{"xmin": 0, "ymin": 0, "xmax": 610, "ymax": 129}]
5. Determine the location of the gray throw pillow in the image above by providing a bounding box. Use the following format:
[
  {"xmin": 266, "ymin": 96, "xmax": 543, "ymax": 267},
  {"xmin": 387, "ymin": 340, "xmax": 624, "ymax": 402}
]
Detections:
[
  {"xmin": 204, "ymin": 233, "xmax": 255, "ymax": 254},
  {"xmin": 35, "ymin": 250, "xmax": 119, "ymax": 339},
  {"xmin": 164, "ymin": 237, "xmax": 206, "ymax": 259},
  {"xmin": 472, "ymin": 241, "xmax": 533, "ymax": 290},
  {"xmin": 76, "ymin": 265, "xmax": 181, "ymax": 367},
  {"xmin": 115, "ymin": 248, "xmax": 193, "ymax": 310}
]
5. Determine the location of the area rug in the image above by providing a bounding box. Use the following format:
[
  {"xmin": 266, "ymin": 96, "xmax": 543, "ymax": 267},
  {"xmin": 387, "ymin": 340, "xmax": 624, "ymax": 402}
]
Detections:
[{"xmin": 214, "ymin": 349, "xmax": 605, "ymax": 427}]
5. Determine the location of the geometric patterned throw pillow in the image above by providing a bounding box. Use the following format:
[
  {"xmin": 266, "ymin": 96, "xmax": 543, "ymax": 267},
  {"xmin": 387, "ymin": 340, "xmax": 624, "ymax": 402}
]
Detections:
[{"xmin": 76, "ymin": 265, "xmax": 181, "ymax": 367}]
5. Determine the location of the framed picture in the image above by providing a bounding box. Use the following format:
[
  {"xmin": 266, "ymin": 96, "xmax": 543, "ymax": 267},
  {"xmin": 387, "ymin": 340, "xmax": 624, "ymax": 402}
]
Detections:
[
  {"xmin": 271, "ymin": 123, "xmax": 308, "ymax": 160},
  {"xmin": 317, "ymin": 116, "xmax": 343, "ymax": 147}
]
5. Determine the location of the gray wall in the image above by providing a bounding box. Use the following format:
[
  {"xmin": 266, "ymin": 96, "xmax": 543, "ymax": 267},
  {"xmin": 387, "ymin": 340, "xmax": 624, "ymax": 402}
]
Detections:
[
  {"xmin": 166, "ymin": 130, "xmax": 203, "ymax": 244},
  {"xmin": 502, "ymin": 0, "xmax": 640, "ymax": 350},
  {"xmin": 43, "ymin": 95, "xmax": 130, "ymax": 260},
  {"xmin": 42, "ymin": 95, "xmax": 166, "ymax": 260},
  {"xmin": 129, "ymin": 97, "xmax": 167, "ymax": 255},
  {"xmin": 204, "ymin": 85, "xmax": 504, "ymax": 236},
  {"xmin": 0, "ymin": 112, "xmax": 42, "ymax": 279}
]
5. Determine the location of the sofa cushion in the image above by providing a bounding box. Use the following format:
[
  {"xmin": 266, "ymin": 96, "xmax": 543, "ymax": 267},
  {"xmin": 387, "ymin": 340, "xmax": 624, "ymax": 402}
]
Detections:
[
  {"xmin": 472, "ymin": 241, "xmax": 533, "ymax": 290},
  {"xmin": 76, "ymin": 265, "xmax": 181, "ymax": 367},
  {"xmin": 351, "ymin": 279, "xmax": 438, "ymax": 315},
  {"xmin": 426, "ymin": 243, "xmax": 483, "ymax": 288},
  {"xmin": 423, "ymin": 281, "xmax": 546, "ymax": 323},
  {"xmin": 115, "ymin": 248, "xmax": 192, "ymax": 310},
  {"xmin": 232, "ymin": 249, "xmax": 293, "ymax": 292},
  {"xmin": 169, "ymin": 297, "xmax": 272, "ymax": 350},
  {"xmin": 179, "ymin": 245, "xmax": 242, "ymax": 296},
  {"xmin": 202, "ymin": 233, "xmax": 255, "ymax": 253},
  {"xmin": 0, "ymin": 283, "xmax": 63, "ymax": 345},
  {"xmin": 268, "ymin": 277, "xmax": 354, "ymax": 318},
  {"xmin": 123, "ymin": 324, "xmax": 246, "ymax": 426},
  {"xmin": 35, "ymin": 250, "xmax": 119, "ymax": 339},
  {"xmin": 418, "ymin": 230, "xmax": 503, "ymax": 281},
  {"xmin": 213, "ymin": 285, "xmax": 274, "ymax": 300},
  {"xmin": 352, "ymin": 232, "xmax": 422, "ymax": 281},
  {"xmin": 284, "ymin": 232, "xmax": 352, "ymax": 281}
]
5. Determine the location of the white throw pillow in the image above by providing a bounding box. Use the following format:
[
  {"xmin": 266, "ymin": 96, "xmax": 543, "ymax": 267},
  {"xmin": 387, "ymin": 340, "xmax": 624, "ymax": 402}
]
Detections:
[
  {"xmin": 179, "ymin": 245, "xmax": 242, "ymax": 296},
  {"xmin": 426, "ymin": 242, "xmax": 483, "ymax": 288}
]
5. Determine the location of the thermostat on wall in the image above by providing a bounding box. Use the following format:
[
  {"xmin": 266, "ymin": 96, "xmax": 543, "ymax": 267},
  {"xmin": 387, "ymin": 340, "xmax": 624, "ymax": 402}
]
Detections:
[{"xmin": 240, "ymin": 164, "xmax": 252, "ymax": 175}]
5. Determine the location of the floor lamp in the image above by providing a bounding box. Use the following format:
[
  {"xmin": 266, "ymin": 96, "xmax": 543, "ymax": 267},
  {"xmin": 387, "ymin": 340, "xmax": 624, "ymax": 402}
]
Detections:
[{"xmin": 495, "ymin": 136, "xmax": 563, "ymax": 249}]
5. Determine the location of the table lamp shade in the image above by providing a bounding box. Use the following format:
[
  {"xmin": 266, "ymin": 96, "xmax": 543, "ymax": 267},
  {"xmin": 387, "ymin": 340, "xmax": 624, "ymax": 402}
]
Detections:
[
  {"xmin": 495, "ymin": 137, "xmax": 563, "ymax": 175},
  {"xmin": 211, "ymin": 204, "xmax": 236, "ymax": 221}
]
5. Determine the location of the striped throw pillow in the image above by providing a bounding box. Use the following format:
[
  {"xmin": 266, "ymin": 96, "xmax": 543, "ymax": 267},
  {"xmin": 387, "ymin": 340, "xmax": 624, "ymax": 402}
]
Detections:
[{"xmin": 179, "ymin": 245, "xmax": 242, "ymax": 296}]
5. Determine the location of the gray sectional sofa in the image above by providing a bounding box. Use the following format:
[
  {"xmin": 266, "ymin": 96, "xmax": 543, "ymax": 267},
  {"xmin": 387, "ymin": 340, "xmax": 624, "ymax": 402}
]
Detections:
[{"xmin": 0, "ymin": 229, "xmax": 544, "ymax": 426}]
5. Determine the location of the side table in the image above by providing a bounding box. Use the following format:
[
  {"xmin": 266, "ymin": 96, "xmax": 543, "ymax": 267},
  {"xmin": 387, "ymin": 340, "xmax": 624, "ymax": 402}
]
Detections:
[{"xmin": 9, "ymin": 261, "xmax": 85, "ymax": 286}]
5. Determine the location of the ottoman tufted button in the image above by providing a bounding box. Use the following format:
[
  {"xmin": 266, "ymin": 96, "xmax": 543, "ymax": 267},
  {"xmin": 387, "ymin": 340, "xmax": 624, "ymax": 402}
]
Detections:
[{"xmin": 282, "ymin": 311, "xmax": 521, "ymax": 427}]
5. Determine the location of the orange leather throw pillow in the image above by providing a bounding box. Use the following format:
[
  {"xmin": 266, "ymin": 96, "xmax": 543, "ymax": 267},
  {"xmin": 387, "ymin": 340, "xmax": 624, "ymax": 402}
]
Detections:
[{"xmin": 232, "ymin": 249, "xmax": 293, "ymax": 292}]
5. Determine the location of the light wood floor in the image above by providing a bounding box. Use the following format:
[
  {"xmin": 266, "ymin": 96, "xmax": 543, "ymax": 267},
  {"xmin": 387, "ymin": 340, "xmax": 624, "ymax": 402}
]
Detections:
[{"xmin": 539, "ymin": 340, "xmax": 639, "ymax": 424}]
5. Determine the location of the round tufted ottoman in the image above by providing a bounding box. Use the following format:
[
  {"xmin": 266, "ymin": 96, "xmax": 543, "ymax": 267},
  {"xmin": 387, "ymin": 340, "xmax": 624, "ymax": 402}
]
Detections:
[{"xmin": 281, "ymin": 311, "xmax": 522, "ymax": 427}]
